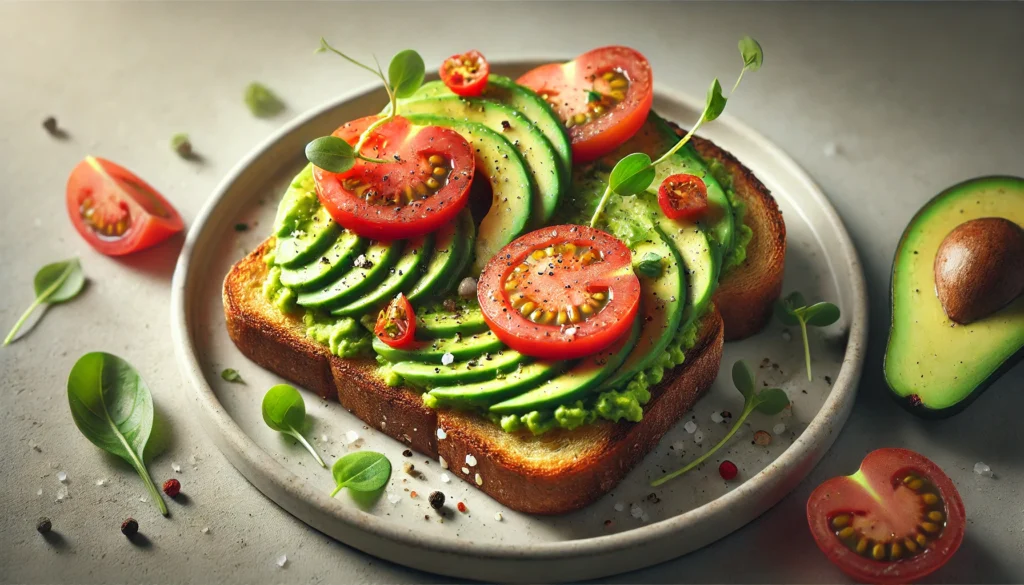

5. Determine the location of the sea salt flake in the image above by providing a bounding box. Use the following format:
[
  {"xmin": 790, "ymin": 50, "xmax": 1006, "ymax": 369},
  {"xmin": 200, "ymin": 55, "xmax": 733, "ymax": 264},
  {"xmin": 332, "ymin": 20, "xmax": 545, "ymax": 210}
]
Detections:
[
  {"xmin": 436, "ymin": 428, "xmax": 447, "ymax": 440},
  {"xmin": 387, "ymin": 493, "xmax": 402, "ymax": 505},
  {"xmin": 630, "ymin": 505, "xmax": 643, "ymax": 519},
  {"xmin": 55, "ymin": 486, "xmax": 68, "ymax": 502},
  {"xmin": 139, "ymin": 496, "xmax": 148, "ymax": 503},
  {"xmin": 172, "ymin": 462, "xmax": 181, "ymax": 473},
  {"xmin": 974, "ymin": 462, "xmax": 993, "ymax": 477},
  {"xmin": 694, "ymin": 430, "xmax": 704, "ymax": 444},
  {"xmin": 465, "ymin": 454, "xmax": 477, "ymax": 467},
  {"xmin": 276, "ymin": 554, "xmax": 288, "ymax": 568},
  {"xmin": 475, "ymin": 473, "xmax": 483, "ymax": 486},
  {"xmin": 36, "ymin": 488, "xmax": 43, "ymax": 496},
  {"xmin": 711, "ymin": 411, "xmax": 725, "ymax": 423},
  {"xmin": 440, "ymin": 473, "xmax": 451, "ymax": 483},
  {"xmin": 202, "ymin": 527, "xmax": 210, "ymax": 534},
  {"xmin": 614, "ymin": 502, "xmax": 625, "ymax": 512},
  {"xmin": 671, "ymin": 441, "xmax": 686, "ymax": 453},
  {"xmin": 57, "ymin": 471, "xmax": 67, "ymax": 483},
  {"xmin": 344, "ymin": 430, "xmax": 360, "ymax": 444},
  {"xmin": 640, "ymin": 512, "xmax": 651, "ymax": 523},
  {"xmin": 96, "ymin": 479, "xmax": 106, "ymax": 486},
  {"xmin": 461, "ymin": 467, "xmax": 470, "ymax": 475},
  {"xmin": 494, "ymin": 512, "xmax": 503, "ymax": 521},
  {"xmin": 564, "ymin": 327, "xmax": 577, "ymax": 336},
  {"xmin": 441, "ymin": 352, "xmax": 455, "ymax": 366},
  {"xmin": 684, "ymin": 421, "xmax": 697, "ymax": 434},
  {"xmin": 439, "ymin": 455, "xmax": 448, "ymax": 469},
  {"xmin": 773, "ymin": 423, "xmax": 786, "ymax": 434}
]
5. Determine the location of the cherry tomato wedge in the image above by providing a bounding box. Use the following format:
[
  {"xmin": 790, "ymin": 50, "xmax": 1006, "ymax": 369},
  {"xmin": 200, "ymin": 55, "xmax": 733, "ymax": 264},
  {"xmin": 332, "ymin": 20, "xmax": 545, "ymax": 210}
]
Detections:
[
  {"xmin": 375, "ymin": 293, "xmax": 416, "ymax": 348},
  {"xmin": 477, "ymin": 225, "xmax": 641, "ymax": 360},
  {"xmin": 658, "ymin": 173, "xmax": 708, "ymax": 220},
  {"xmin": 807, "ymin": 448, "xmax": 965, "ymax": 585},
  {"xmin": 439, "ymin": 50, "xmax": 490, "ymax": 97},
  {"xmin": 313, "ymin": 116, "xmax": 474, "ymax": 240},
  {"xmin": 517, "ymin": 46, "xmax": 653, "ymax": 163},
  {"xmin": 65, "ymin": 156, "xmax": 184, "ymax": 256}
]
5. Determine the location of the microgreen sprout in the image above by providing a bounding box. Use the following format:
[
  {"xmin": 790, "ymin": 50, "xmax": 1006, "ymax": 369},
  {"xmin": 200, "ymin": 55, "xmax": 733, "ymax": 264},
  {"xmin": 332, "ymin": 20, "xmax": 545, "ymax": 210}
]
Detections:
[
  {"xmin": 262, "ymin": 384, "xmax": 326, "ymax": 468},
  {"xmin": 307, "ymin": 39, "xmax": 424, "ymax": 172},
  {"xmin": 774, "ymin": 291, "xmax": 840, "ymax": 380},
  {"xmin": 652, "ymin": 360, "xmax": 789, "ymax": 487},
  {"xmin": 590, "ymin": 36, "xmax": 762, "ymax": 227},
  {"xmin": 330, "ymin": 451, "xmax": 392, "ymax": 496},
  {"xmin": 4, "ymin": 258, "xmax": 85, "ymax": 346}
]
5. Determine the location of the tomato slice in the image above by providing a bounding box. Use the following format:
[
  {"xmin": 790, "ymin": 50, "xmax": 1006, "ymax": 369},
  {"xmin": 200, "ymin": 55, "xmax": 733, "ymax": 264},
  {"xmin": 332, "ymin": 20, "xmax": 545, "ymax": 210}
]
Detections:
[
  {"xmin": 439, "ymin": 50, "xmax": 490, "ymax": 97},
  {"xmin": 313, "ymin": 116, "xmax": 474, "ymax": 240},
  {"xmin": 375, "ymin": 293, "xmax": 416, "ymax": 348},
  {"xmin": 807, "ymin": 448, "xmax": 965, "ymax": 585},
  {"xmin": 658, "ymin": 173, "xmax": 708, "ymax": 220},
  {"xmin": 65, "ymin": 156, "xmax": 184, "ymax": 256},
  {"xmin": 476, "ymin": 225, "xmax": 641, "ymax": 359},
  {"xmin": 517, "ymin": 46, "xmax": 653, "ymax": 163}
]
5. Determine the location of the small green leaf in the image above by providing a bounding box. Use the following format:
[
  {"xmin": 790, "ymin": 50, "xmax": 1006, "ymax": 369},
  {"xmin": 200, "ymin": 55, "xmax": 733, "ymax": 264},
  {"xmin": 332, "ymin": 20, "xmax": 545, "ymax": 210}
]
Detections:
[
  {"xmin": 244, "ymin": 82, "xmax": 285, "ymax": 118},
  {"xmin": 739, "ymin": 36, "xmax": 763, "ymax": 71},
  {"xmin": 305, "ymin": 136, "xmax": 355, "ymax": 173},
  {"xmin": 221, "ymin": 368, "xmax": 244, "ymax": 383},
  {"xmin": 170, "ymin": 133, "xmax": 192, "ymax": 158},
  {"xmin": 331, "ymin": 451, "xmax": 392, "ymax": 495},
  {"xmin": 586, "ymin": 90, "xmax": 602, "ymax": 103},
  {"xmin": 635, "ymin": 252, "xmax": 664, "ymax": 278},
  {"xmin": 804, "ymin": 302, "xmax": 841, "ymax": 327},
  {"xmin": 731, "ymin": 360, "xmax": 755, "ymax": 399},
  {"xmin": 774, "ymin": 291, "xmax": 806, "ymax": 326},
  {"xmin": 388, "ymin": 50, "xmax": 425, "ymax": 99},
  {"xmin": 262, "ymin": 384, "xmax": 326, "ymax": 468},
  {"xmin": 609, "ymin": 153, "xmax": 656, "ymax": 196},
  {"xmin": 5, "ymin": 258, "xmax": 86, "ymax": 346},
  {"xmin": 753, "ymin": 388, "xmax": 790, "ymax": 415},
  {"xmin": 704, "ymin": 78, "xmax": 727, "ymax": 122}
]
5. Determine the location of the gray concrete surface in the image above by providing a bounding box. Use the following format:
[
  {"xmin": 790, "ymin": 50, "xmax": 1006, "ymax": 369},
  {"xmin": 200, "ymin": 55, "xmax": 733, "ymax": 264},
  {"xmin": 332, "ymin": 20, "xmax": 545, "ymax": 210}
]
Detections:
[{"xmin": 1, "ymin": 2, "xmax": 1021, "ymax": 583}]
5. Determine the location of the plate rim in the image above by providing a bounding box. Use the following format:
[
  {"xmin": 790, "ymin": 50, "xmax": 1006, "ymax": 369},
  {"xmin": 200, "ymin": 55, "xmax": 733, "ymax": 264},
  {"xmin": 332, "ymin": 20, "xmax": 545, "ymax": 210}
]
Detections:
[{"xmin": 171, "ymin": 61, "xmax": 868, "ymax": 570}]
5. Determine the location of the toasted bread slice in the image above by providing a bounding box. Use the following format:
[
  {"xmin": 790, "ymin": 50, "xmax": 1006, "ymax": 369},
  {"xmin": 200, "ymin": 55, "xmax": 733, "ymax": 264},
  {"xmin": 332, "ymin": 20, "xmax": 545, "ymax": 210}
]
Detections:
[{"xmin": 224, "ymin": 240, "xmax": 724, "ymax": 514}]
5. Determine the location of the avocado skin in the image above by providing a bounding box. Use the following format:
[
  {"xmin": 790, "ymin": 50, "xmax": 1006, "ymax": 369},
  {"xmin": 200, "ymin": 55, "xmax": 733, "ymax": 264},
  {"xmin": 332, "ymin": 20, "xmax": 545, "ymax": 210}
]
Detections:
[{"xmin": 884, "ymin": 175, "xmax": 1024, "ymax": 418}]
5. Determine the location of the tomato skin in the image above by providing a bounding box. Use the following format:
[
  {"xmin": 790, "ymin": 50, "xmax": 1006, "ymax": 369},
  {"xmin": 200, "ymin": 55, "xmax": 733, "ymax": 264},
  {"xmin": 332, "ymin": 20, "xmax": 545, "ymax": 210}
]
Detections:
[
  {"xmin": 476, "ymin": 225, "xmax": 641, "ymax": 360},
  {"xmin": 375, "ymin": 293, "xmax": 416, "ymax": 348},
  {"xmin": 658, "ymin": 173, "xmax": 708, "ymax": 220},
  {"xmin": 517, "ymin": 46, "xmax": 653, "ymax": 163},
  {"xmin": 806, "ymin": 448, "xmax": 965, "ymax": 585},
  {"xmin": 313, "ymin": 116, "xmax": 473, "ymax": 241},
  {"xmin": 65, "ymin": 156, "xmax": 184, "ymax": 256},
  {"xmin": 440, "ymin": 50, "xmax": 490, "ymax": 97}
]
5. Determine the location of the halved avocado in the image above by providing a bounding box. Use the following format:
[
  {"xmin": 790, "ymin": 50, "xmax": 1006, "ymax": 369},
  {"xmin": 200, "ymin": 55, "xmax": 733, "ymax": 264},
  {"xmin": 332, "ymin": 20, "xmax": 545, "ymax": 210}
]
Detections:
[{"xmin": 885, "ymin": 176, "xmax": 1024, "ymax": 417}]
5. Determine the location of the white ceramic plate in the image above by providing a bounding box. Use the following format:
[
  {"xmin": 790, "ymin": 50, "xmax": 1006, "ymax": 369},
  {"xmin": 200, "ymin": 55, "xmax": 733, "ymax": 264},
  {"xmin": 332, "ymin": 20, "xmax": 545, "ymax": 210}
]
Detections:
[{"xmin": 171, "ymin": 63, "xmax": 867, "ymax": 582}]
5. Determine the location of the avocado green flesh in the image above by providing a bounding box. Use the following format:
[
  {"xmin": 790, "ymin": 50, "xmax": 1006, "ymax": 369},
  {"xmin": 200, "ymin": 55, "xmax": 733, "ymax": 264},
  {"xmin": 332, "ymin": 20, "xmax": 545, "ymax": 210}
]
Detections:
[
  {"xmin": 331, "ymin": 235, "xmax": 433, "ymax": 317},
  {"xmin": 406, "ymin": 210, "xmax": 468, "ymax": 303},
  {"xmin": 372, "ymin": 330, "xmax": 504, "ymax": 364},
  {"xmin": 274, "ymin": 205, "xmax": 340, "ymax": 268},
  {"xmin": 295, "ymin": 241, "xmax": 402, "ymax": 310},
  {"xmin": 391, "ymin": 349, "xmax": 527, "ymax": 387},
  {"xmin": 416, "ymin": 305, "xmax": 488, "ymax": 338},
  {"xmin": 436, "ymin": 206, "xmax": 477, "ymax": 293},
  {"xmin": 428, "ymin": 361, "xmax": 569, "ymax": 408},
  {"xmin": 885, "ymin": 176, "xmax": 1024, "ymax": 414},
  {"xmin": 400, "ymin": 96, "xmax": 564, "ymax": 228},
  {"xmin": 278, "ymin": 230, "xmax": 364, "ymax": 292}
]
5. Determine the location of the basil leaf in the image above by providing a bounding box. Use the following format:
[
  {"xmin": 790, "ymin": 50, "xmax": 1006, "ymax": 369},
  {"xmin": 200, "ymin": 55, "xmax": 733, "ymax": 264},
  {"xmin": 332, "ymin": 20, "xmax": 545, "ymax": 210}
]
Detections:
[
  {"xmin": 4, "ymin": 258, "xmax": 85, "ymax": 346},
  {"xmin": 244, "ymin": 82, "xmax": 285, "ymax": 118},
  {"xmin": 331, "ymin": 451, "xmax": 392, "ymax": 495},
  {"xmin": 305, "ymin": 136, "xmax": 356, "ymax": 173},
  {"xmin": 221, "ymin": 368, "xmax": 244, "ymax": 383},
  {"xmin": 635, "ymin": 252, "xmax": 664, "ymax": 278},
  {"xmin": 753, "ymin": 388, "xmax": 790, "ymax": 415},
  {"xmin": 388, "ymin": 49, "xmax": 425, "ymax": 99},
  {"xmin": 67, "ymin": 352, "xmax": 167, "ymax": 516},
  {"xmin": 262, "ymin": 384, "xmax": 326, "ymax": 468},
  {"xmin": 731, "ymin": 360, "xmax": 755, "ymax": 399},
  {"xmin": 804, "ymin": 302, "xmax": 841, "ymax": 327},
  {"xmin": 609, "ymin": 153, "xmax": 656, "ymax": 196},
  {"xmin": 739, "ymin": 36, "xmax": 763, "ymax": 71},
  {"xmin": 704, "ymin": 78, "xmax": 727, "ymax": 122}
]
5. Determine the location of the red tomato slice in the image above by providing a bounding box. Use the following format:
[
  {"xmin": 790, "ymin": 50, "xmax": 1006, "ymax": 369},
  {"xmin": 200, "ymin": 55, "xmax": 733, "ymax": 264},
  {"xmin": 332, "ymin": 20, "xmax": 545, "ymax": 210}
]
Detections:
[
  {"xmin": 807, "ymin": 448, "xmax": 965, "ymax": 585},
  {"xmin": 65, "ymin": 156, "xmax": 184, "ymax": 256},
  {"xmin": 658, "ymin": 173, "xmax": 708, "ymax": 220},
  {"xmin": 375, "ymin": 293, "xmax": 416, "ymax": 348},
  {"xmin": 477, "ymin": 225, "xmax": 641, "ymax": 360},
  {"xmin": 517, "ymin": 46, "xmax": 653, "ymax": 163},
  {"xmin": 440, "ymin": 50, "xmax": 490, "ymax": 97},
  {"xmin": 313, "ymin": 116, "xmax": 474, "ymax": 240}
]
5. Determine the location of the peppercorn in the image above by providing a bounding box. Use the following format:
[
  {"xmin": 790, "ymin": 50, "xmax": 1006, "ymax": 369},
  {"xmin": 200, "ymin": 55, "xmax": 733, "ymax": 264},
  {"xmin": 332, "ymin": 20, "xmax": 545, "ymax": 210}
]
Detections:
[
  {"xmin": 36, "ymin": 517, "xmax": 52, "ymax": 534},
  {"xmin": 163, "ymin": 478, "xmax": 181, "ymax": 497},
  {"xmin": 402, "ymin": 449, "xmax": 413, "ymax": 457},
  {"xmin": 428, "ymin": 491, "xmax": 445, "ymax": 510},
  {"xmin": 121, "ymin": 518, "xmax": 139, "ymax": 537}
]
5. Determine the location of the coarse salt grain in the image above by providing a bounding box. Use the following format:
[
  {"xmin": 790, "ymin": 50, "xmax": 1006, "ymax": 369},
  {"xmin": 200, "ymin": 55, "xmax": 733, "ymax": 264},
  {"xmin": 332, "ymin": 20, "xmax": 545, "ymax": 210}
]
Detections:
[
  {"xmin": 202, "ymin": 527, "xmax": 210, "ymax": 534},
  {"xmin": 344, "ymin": 430, "xmax": 359, "ymax": 444},
  {"xmin": 57, "ymin": 471, "xmax": 67, "ymax": 483},
  {"xmin": 671, "ymin": 441, "xmax": 685, "ymax": 452},
  {"xmin": 276, "ymin": 554, "xmax": 288, "ymax": 568},
  {"xmin": 974, "ymin": 462, "xmax": 993, "ymax": 477},
  {"xmin": 494, "ymin": 512, "xmax": 503, "ymax": 521},
  {"xmin": 56, "ymin": 486, "xmax": 68, "ymax": 502},
  {"xmin": 439, "ymin": 456, "xmax": 448, "ymax": 469},
  {"xmin": 475, "ymin": 473, "xmax": 483, "ymax": 486},
  {"xmin": 694, "ymin": 430, "xmax": 704, "ymax": 444},
  {"xmin": 466, "ymin": 454, "xmax": 477, "ymax": 467},
  {"xmin": 564, "ymin": 327, "xmax": 577, "ymax": 336},
  {"xmin": 172, "ymin": 462, "xmax": 181, "ymax": 473},
  {"xmin": 437, "ymin": 428, "xmax": 447, "ymax": 440},
  {"xmin": 773, "ymin": 423, "xmax": 786, "ymax": 434},
  {"xmin": 320, "ymin": 434, "xmax": 328, "ymax": 442},
  {"xmin": 440, "ymin": 473, "xmax": 451, "ymax": 483},
  {"xmin": 96, "ymin": 479, "xmax": 105, "ymax": 486},
  {"xmin": 139, "ymin": 496, "xmax": 147, "ymax": 503},
  {"xmin": 782, "ymin": 330, "xmax": 792, "ymax": 342},
  {"xmin": 684, "ymin": 421, "xmax": 697, "ymax": 434},
  {"xmin": 640, "ymin": 512, "xmax": 651, "ymax": 523},
  {"xmin": 630, "ymin": 505, "xmax": 643, "ymax": 519},
  {"xmin": 614, "ymin": 502, "xmax": 625, "ymax": 512},
  {"xmin": 711, "ymin": 411, "xmax": 724, "ymax": 423},
  {"xmin": 441, "ymin": 352, "xmax": 455, "ymax": 366},
  {"xmin": 461, "ymin": 467, "xmax": 470, "ymax": 475},
  {"xmin": 37, "ymin": 488, "xmax": 43, "ymax": 496},
  {"xmin": 387, "ymin": 493, "xmax": 402, "ymax": 505}
]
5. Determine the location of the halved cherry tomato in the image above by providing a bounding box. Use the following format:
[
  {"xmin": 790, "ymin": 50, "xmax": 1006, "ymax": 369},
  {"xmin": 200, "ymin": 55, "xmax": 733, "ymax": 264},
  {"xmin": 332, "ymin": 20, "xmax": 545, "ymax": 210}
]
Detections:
[
  {"xmin": 439, "ymin": 50, "xmax": 490, "ymax": 97},
  {"xmin": 313, "ymin": 116, "xmax": 474, "ymax": 240},
  {"xmin": 517, "ymin": 46, "xmax": 653, "ymax": 163},
  {"xmin": 65, "ymin": 156, "xmax": 184, "ymax": 255},
  {"xmin": 807, "ymin": 448, "xmax": 965, "ymax": 585},
  {"xmin": 375, "ymin": 293, "xmax": 416, "ymax": 348},
  {"xmin": 658, "ymin": 173, "xmax": 708, "ymax": 220},
  {"xmin": 477, "ymin": 225, "xmax": 641, "ymax": 360}
]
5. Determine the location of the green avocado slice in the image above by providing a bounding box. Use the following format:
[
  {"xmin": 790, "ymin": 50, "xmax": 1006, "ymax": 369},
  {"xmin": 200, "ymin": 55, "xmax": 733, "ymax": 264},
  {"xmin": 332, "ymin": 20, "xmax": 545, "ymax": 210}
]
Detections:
[
  {"xmin": 427, "ymin": 360, "xmax": 570, "ymax": 409},
  {"xmin": 295, "ymin": 241, "xmax": 403, "ymax": 310},
  {"xmin": 406, "ymin": 210, "xmax": 468, "ymax": 304},
  {"xmin": 278, "ymin": 229, "xmax": 365, "ymax": 292},
  {"xmin": 391, "ymin": 348, "xmax": 528, "ymax": 387},
  {"xmin": 372, "ymin": 330, "xmax": 504, "ymax": 364},
  {"xmin": 415, "ymin": 305, "xmax": 489, "ymax": 338},
  {"xmin": 331, "ymin": 234, "xmax": 433, "ymax": 317}
]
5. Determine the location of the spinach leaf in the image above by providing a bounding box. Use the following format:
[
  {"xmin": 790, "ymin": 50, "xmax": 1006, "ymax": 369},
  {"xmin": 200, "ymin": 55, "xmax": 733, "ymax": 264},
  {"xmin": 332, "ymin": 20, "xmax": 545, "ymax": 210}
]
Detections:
[
  {"xmin": 67, "ymin": 352, "xmax": 167, "ymax": 516},
  {"xmin": 330, "ymin": 451, "xmax": 391, "ymax": 496},
  {"xmin": 262, "ymin": 384, "xmax": 326, "ymax": 468},
  {"xmin": 4, "ymin": 258, "xmax": 85, "ymax": 346}
]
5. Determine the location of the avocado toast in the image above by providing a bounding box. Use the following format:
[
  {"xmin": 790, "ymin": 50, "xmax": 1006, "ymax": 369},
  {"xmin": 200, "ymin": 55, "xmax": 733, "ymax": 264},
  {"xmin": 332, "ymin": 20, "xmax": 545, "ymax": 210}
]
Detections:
[{"xmin": 223, "ymin": 46, "xmax": 785, "ymax": 514}]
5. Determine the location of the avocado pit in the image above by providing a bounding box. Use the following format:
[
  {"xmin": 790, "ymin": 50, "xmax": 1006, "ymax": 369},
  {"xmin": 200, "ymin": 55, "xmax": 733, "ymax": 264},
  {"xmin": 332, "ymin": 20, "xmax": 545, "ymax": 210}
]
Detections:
[{"xmin": 933, "ymin": 217, "xmax": 1024, "ymax": 324}]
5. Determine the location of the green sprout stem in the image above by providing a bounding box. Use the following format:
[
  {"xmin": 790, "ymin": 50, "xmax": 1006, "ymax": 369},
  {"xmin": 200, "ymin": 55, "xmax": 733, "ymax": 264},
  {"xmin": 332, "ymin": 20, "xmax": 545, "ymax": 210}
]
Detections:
[
  {"xmin": 137, "ymin": 463, "xmax": 169, "ymax": 516},
  {"xmin": 289, "ymin": 429, "xmax": 326, "ymax": 468},
  {"xmin": 4, "ymin": 298, "xmax": 43, "ymax": 346},
  {"xmin": 329, "ymin": 484, "xmax": 344, "ymax": 497},
  {"xmin": 799, "ymin": 316, "xmax": 812, "ymax": 381},
  {"xmin": 318, "ymin": 39, "xmax": 394, "ymax": 165},
  {"xmin": 651, "ymin": 400, "xmax": 755, "ymax": 487},
  {"xmin": 589, "ymin": 184, "xmax": 616, "ymax": 228}
]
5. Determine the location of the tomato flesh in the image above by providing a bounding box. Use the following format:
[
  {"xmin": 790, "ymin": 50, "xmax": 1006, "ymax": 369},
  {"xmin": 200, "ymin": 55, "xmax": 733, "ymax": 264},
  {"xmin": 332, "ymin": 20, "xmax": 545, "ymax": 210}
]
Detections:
[
  {"xmin": 313, "ymin": 116, "xmax": 473, "ymax": 240},
  {"xmin": 477, "ymin": 225, "xmax": 641, "ymax": 360},
  {"xmin": 375, "ymin": 293, "xmax": 416, "ymax": 348},
  {"xmin": 659, "ymin": 173, "xmax": 708, "ymax": 220},
  {"xmin": 65, "ymin": 156, "xmax": 184, "ymax": 256},
  {"xmin": 440, "ymin": 50, "xmax": 490, "ymax": 97},
  {"xmin": 517, "ymin": 46, "xmax": 653, "ymax": 163},
  {"xmin": 807, "ymin": 448, "xmax": 965, "ymax": 585}
]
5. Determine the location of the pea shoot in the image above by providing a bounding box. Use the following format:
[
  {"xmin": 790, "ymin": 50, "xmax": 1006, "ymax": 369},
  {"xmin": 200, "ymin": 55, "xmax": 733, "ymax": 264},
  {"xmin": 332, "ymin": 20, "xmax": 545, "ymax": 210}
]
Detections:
[
  {"xmin": 305, "ymin": 39, "xmax": 425, "ymax": 173},
  {"xmin": 775, "ymin": 291, "xmax": 841, "ymax": 381},
  {"xmin": 590, "ymin": 36, "xmax": 762, "ymax": 227},
  {"xmin": 652, "ymin": 360, "xmax": 789, "ymax": 487}
]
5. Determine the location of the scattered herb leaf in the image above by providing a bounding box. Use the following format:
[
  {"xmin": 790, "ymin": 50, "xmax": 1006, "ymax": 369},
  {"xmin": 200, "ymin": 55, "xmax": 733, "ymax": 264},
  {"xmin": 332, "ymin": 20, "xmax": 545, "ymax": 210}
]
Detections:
[
  {"xmin": 586, "ymin": 90, "xmax": 603, "ymax": 103},
  {"xmin": 305, "ymin": 136, "xmax": 356, "ymax": 174},
  {"xmin": 652, "ymin": 360, "xmax": 789, "ymax": 487},
  {"xmin": 4, "ymin": 258, "xmax": 85, "ymax": 346},
  {"xmin": 221, "ymin": 368, "xmax": 244, "ymax": 383},
  {"xmin": 774, "ymin": 291, "xmax": 840, "ymax": 380},
  {"xmin": 244, "ymin": 82, "xmax": 285, "ymax": 118},
  {"xmin": 261, "ymin": 384, "xmax": 326, "ymax": 468},
  {"xmin": 330, "ymin": 451, "xmax": 391, "ymax": 496},
  {"xmin": 67, "ymin": 352, "xmax": 167, "ymax": 515},
  {"xmin": 170, "ymin": 133, "xmax": 193, "ymax": 158},
  {"xmin": 635, "ymin": 252, "xmax": 664, "ymax": 278}
]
